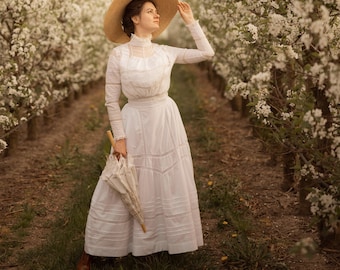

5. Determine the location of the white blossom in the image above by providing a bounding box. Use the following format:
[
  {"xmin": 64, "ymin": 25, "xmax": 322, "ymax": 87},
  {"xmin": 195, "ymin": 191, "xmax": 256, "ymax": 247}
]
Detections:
[
  {"xmin": 0, "ymin": 139, "xmax": 7, "ymax": 153},
  {"xmin": 281, "ymin": 112, "xmax": 293, "ymax": 120},
  {"xmin": 255, "ymin": 100, "xmax": 272, "ymax": 118},
  {"xmin": 246, "ymin": 23, "xmax": 258, "ymax": 42},
  {"xmin": 269, "ymin": 13, "xmax": 286, "ymax": 37}
]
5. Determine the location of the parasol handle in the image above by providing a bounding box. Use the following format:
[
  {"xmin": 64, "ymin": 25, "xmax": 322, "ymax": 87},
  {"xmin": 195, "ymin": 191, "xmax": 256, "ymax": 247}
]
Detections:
[
  {"xmin": 106, "ymin": 130, "xmax": 116, "ymax": 147},
  {"xmin": 141, "ymin": 224, "xmax": 147, "ymax": 233}
]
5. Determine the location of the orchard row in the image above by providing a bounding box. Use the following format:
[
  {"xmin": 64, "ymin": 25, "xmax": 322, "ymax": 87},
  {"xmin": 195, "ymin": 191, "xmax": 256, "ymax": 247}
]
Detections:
[
  {"xmin": 184, "ymin": 0, "xmax": 340, "ymax": 248},
  {"xmin": 0, "ymin": 0, "xmax": 112, "ymax": 151}
]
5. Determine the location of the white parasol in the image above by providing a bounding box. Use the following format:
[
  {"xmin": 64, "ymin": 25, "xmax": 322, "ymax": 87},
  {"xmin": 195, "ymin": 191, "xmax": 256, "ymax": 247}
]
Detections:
[{"xmin": 101, "ymin": 130, "xmax": 146, "ymax": 233}]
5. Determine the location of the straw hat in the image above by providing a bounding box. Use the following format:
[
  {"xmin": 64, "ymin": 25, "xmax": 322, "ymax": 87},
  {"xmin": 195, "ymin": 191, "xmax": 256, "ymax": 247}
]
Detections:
[{"xmin": 104, "ymin": 0, "xmax": 179, "ymax": 43}]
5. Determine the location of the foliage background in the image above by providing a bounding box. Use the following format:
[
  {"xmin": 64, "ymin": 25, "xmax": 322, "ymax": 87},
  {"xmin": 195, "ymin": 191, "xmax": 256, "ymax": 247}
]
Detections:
[{"xmin": 1, "ymin": 0, "xmax": 339, "ymax": 248}]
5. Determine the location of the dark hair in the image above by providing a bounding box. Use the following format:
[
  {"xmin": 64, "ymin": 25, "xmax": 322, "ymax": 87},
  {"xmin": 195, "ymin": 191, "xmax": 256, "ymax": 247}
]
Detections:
[{"xmin": 122, "ymin": 0, "xmax": 157, "ymax": 37}]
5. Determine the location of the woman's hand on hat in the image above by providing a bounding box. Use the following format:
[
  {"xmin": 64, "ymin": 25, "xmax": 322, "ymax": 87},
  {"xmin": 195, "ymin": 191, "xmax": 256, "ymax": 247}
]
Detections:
[{"xmin": 177, "ymin": 1, "xmax": 195, "ymax": 25}]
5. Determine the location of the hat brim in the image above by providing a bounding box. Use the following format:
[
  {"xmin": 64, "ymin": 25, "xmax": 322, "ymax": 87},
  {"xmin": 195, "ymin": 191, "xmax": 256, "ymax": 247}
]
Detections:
[{"xmin": 104, "ymin": 0, "xmax": 179, "ymax": 43}]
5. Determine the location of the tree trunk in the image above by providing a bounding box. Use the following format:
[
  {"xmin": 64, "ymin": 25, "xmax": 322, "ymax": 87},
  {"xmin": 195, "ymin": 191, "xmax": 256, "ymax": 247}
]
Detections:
[
  {"xmin": 298, "ymin": 178, "xmax": 313, "ymax": 215},
  {"xmin": 281, "ymin": 152, "xmax": 296, "ymax": 192},
  {"xmin": 55, "ymin": 101, "xmax": 64, "ymax": 117},
  {"xmin": 43, "ymin": 108, "xmax": 52, "ymax": 126},
  {"xmin": 319, "ymin": 222, "xmax": 340, "ymax": 249},
  {"xmin": 230, "ymin": 94, "xmax": 242, "ymax": 112},
  {"xmin": 4, "ymin": 131, "xmax": 18, "ymax": 156},
  {"xmin": 65, "ymin": 91, "xmax": 74, "ymax": 108},
  {"xmin": 241, "ymin": 97, "xmax": 250, "ymax": 118},
  {"xmin": 27, "ymin": 117, "xmax": 38, "ymax": 140},
  {"xmin": 74, "ymin": 89, "xmax": 82, "ymax": 100}
]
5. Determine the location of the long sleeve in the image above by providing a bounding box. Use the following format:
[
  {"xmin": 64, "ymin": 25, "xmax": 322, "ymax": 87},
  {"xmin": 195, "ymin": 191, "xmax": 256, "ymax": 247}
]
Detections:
[
  {"xmin": 105, "ymin": 49, "xmax": 126, "ymax": 140},
  {"xmin": 167, "ymin": 20, "xmax": 214, "ymax": 64}
]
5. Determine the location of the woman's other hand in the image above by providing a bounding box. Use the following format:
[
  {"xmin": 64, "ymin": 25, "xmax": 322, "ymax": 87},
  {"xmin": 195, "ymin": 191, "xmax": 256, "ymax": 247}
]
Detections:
[
  {"xmin": 114, "ymin": 138, "xmax": 127, "ymax": 158},
  {"xmin": 177, "ymin": 2, "xmax": 195, "ymax": 25}
]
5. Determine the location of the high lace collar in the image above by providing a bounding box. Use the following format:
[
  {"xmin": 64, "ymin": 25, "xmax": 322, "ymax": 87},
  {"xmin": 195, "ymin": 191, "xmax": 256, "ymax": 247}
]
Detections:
[{"xmin": 129, "ymin": 34, "xmax": 152, "ymax": 47}]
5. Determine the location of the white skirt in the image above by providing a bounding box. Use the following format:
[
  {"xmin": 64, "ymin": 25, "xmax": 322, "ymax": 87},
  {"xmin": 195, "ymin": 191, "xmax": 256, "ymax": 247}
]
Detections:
[{"xmin": 84, "ymin": 94, "xmax": 203, "ymax": 257}]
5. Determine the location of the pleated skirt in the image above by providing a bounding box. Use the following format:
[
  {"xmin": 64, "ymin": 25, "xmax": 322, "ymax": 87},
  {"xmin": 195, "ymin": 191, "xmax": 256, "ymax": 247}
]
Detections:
[{"xmin": 84, "ymin": 94, "xmax": 203, "ymax": 257}]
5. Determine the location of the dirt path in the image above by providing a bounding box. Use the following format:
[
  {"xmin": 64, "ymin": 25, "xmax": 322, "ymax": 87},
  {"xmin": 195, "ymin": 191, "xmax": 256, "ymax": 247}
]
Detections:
[
  {"xmin": 0, "ymin": 82, "xmax": 108, "ymax": 268},
  {"xmin": 0, "ymin": 66, "xmax": 338, "ymax": 269}
]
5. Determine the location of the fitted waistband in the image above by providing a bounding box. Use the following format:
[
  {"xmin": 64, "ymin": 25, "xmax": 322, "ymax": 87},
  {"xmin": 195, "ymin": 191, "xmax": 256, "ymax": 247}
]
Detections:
[{"xmin": 128, "ymin": 93, "xmax": 169, "ymax": 107}]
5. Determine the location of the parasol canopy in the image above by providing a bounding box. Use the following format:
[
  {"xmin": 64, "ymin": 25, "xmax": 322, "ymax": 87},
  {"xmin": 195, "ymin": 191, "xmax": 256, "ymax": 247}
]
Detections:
[{"xmin": 101, "ymin": 130, "xmax": 146, "ymax": 233}]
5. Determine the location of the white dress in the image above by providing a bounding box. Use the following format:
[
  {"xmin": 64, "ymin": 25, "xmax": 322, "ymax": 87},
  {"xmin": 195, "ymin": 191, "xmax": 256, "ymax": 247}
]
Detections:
[{"xmin": 84, "ymin": 21, "xmax": 214, "ymax": 257}]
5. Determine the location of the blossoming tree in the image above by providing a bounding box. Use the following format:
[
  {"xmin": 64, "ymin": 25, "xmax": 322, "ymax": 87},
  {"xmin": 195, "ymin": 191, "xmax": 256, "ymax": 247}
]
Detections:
[
  {"xmin": 185, "ymin": 0, "xmax": 340, "ymax": 248},
  {"xmin": 0, "ymin": 0, "xmax": 112, "ymax": 153}
]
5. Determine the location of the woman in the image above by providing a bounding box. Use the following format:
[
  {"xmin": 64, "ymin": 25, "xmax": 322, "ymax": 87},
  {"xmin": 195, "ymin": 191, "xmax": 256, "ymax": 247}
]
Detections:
[{"xmin": 77, "ymin": 0, "xmax": 214, "ymax": 269}]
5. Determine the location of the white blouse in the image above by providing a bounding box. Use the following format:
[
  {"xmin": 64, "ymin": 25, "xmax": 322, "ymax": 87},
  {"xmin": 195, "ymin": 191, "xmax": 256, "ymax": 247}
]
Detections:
[{"xmin": 105, "ymin": 21, "xmax": 214, "ymax": 140}]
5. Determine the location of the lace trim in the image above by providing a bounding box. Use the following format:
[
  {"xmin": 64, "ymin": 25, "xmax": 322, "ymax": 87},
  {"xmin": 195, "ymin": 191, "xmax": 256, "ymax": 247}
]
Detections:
[
  {"xmin": 128, "ymin": 44, "xmax": 154, "ymax": 58},
  {"xmin": 128, "ymin": 34, "xmax": 154, "ymax": 58}
]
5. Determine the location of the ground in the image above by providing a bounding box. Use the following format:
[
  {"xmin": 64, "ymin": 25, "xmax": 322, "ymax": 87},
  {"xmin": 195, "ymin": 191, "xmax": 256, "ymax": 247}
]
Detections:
[
  {"xmin": 0, "ymin": 66, "xmax": 338, "ymax": 269},
  {"xmin": 191, "ymin": 66, "xmax": 338, "ymax": 269},
  {"xmin": 0, "ymin": 82, "xmax": 109, "ymax": 268}
]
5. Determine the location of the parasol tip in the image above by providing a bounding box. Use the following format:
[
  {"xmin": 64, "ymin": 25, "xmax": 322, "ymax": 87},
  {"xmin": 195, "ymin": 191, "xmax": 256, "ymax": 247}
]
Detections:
[{"xmin": 141, "ymin": 224, "xmax": 147, "ymax": 233}]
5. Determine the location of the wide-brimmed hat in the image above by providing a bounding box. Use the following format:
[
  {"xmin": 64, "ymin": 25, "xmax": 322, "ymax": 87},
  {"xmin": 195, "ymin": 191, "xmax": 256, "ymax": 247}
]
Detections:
[{"xmin": 104, "ymin": 0, "xmax": 179, "ymax": 43}]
